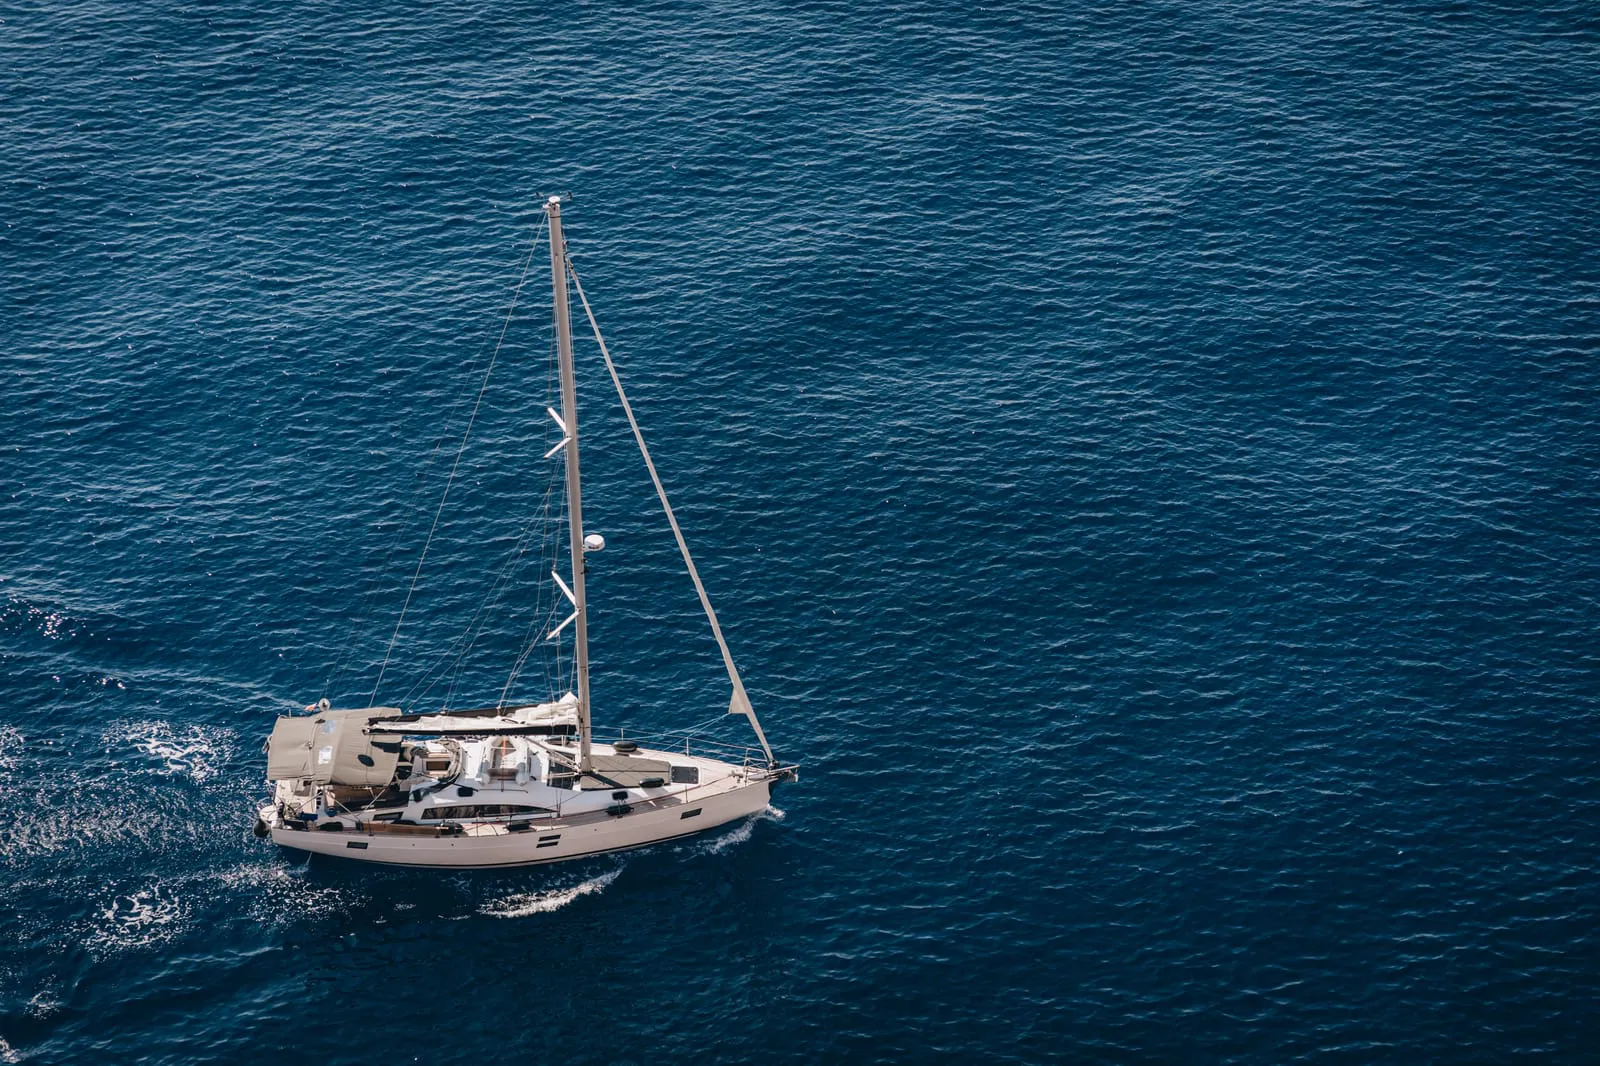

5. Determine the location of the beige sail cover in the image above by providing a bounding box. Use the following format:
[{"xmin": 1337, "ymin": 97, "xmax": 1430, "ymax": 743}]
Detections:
[{"xmin": 267, "ymin": 707, "xmax": 402, "ymax": 786}]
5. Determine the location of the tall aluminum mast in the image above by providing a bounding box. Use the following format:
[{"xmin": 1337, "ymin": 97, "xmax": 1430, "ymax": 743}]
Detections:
[{"xmin": 546, "ymin": 196, "xmax": 593, "ymax": 773}]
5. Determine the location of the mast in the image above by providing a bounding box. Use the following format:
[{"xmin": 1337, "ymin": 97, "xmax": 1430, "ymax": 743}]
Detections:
[{"xmin": 546, "ymin": 196, "xmax": 593, "ymax": 773}]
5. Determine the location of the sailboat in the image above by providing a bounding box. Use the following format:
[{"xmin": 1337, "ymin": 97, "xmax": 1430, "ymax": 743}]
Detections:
[{"xmin": 255, "ymin": 197, "xmax": 795, "ymax": 867}]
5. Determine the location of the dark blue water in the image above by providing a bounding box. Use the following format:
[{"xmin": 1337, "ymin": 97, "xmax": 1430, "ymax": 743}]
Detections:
[{"xmin": 4, "ymin": 2, "xmax": 1598, "ymax": 1061}]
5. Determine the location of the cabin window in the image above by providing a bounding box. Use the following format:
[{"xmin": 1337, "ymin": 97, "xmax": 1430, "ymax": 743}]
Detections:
[
  {"xmin": 671, "ymin": 765, "xmax": 698, "ymax": 784},
  {"xmin": 421, "ymin": 804, "xmax": 553, "ymax": 821}
]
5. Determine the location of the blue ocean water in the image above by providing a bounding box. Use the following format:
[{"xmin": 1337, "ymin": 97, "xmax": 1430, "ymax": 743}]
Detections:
[{"xmin": 3, "ymin": 1, "xmax": 1598, "ymax": 1061}]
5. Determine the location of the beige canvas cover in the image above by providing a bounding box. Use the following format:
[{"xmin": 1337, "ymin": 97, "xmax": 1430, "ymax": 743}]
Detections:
[{"xmin": 266, "ymin": 707, "xmax": 402, "ymax": 786}]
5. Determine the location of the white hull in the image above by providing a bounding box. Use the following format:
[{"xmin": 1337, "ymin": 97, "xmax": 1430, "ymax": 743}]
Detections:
[{"xmin": 267, "ymin": 773, "xmax": 773, "ymax": 869}]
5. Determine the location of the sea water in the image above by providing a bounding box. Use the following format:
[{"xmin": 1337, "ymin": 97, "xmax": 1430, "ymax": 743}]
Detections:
[{"xmin": 2, "ymin": 2, "xmax": 1597, "ymax": 1061}]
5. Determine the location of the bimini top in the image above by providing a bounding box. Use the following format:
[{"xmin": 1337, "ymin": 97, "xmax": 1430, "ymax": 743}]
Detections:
[{"xmin": 267, "ymin": 707, "xmax": 402, "ymax": 787}]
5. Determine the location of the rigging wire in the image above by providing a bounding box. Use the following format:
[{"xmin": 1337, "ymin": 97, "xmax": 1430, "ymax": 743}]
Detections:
[
  {"xmin": 497, "ymin": 476, "xmax": 565, "ymax": 706},
  {"xmin": 322, "ymin": 335, "xmax": 499, "ymax": 701},
  {"xmin": 400, "ymin": 497, "xmax": 547, "ymax": 709},
  {"xmin": 673, "ymin": 712, "xmax": 739, "ymax": 742},
  {"xmin": 438, "ymin": 506, "xmax": 547, "ymax": 707},
  {"xmin": 500, "ymin": 316, "xmax": 569, "ymax": 707},
  {"xmin": 421, "ymin": 464, "xmax": 561, "ymax": 709},
  {"xmin": 402, "ymin": 268, "xmax": 567, "ymax": 710},
  {"xmin": 370, "ymin": 216, "xmax": 547, "ymax": 703},
  {"xmin": 565, "ymin": 257, "xmax": 777, "ymax": 766}
]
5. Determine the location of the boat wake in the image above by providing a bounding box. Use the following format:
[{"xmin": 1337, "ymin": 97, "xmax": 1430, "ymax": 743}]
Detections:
[
  {"xmin": 481, "ymin": 867, "xmax": 623, "ymax": 917},
  {"xmin": 82, "ymin": 883, "xmax": 188, "ymax": 955},
  {"xmin": 0, "ymin": 725, "xmax": 21, "ymax": 776},
  {"xmin": 213, "ymin": 861, "xmax": 357, "ymax": 924},
  {"xmin": 0, "ymin": 796, "xmax": 205, "ymax": 863},
  {"xmin": 3, "ymin": 803, "xmax": 789, "ymax": 981},
  {"xmin": 684, "ymin": 804, "xmax": 786, "ymax": 858},
  {"xmin": 115, "ymin": 720, "xmax": 234, "ymax": 784},
  {"xmin": 25, "ymin": 984, "xmax": 60, "ymax": 1021},
  {"xmin": 26, "ymin": 861, "xmax": 363, "ymax": 967}
]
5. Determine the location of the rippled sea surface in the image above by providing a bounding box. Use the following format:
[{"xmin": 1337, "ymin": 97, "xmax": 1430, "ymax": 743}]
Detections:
[{"xmin": 4, "ymin": 1, "xmax": 1598, "ymax": 1062}]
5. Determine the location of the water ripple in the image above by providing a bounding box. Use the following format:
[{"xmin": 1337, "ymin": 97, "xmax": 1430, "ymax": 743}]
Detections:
[{"xmin": 3, "ymin": 0, "xmax": 1598, "ymax": 1061}]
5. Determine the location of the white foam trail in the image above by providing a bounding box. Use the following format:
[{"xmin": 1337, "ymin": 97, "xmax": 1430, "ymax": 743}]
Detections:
[
  {"xmin": 113, "ymin": 721, "xmax": 234, "ymax": 783},
  {"xmin": 72, "ymin": 862, "xmax": 363, "ymax": 957},
  {"xmin": 0, "ymin": 725, "xmax": 21, "ymax": 783},
  {"xmin": 0, "ymin": 802, "xmax": 200, "ymax": 863},
  {"xmin": 83, "ymin": 883, "xmax": 188, "ymax": 955},
  {"xmin": 213, "ymin": 862, "xmax": 355, "ymax": 924},
  {"xmin": 25, "ymin": 986, "xmax": 59, "ymax": 1020},
  {"xmin": 686, "ymin": 804, "xmax": 786, "ymax": 857},
  {"xmin": 0, "ymin": 723, "xmax": 223, "ymax": 862},
  {"xmin": 704, "ymin": 818, "xmax": 756, "ymax": 854},
  {"xmin": 0, "ymin": 1034, "xmax": 20, "ymax": 1063},
  {"xmin": 481, "ymin": 868, "xmax": 622, "ymax": 917}
]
